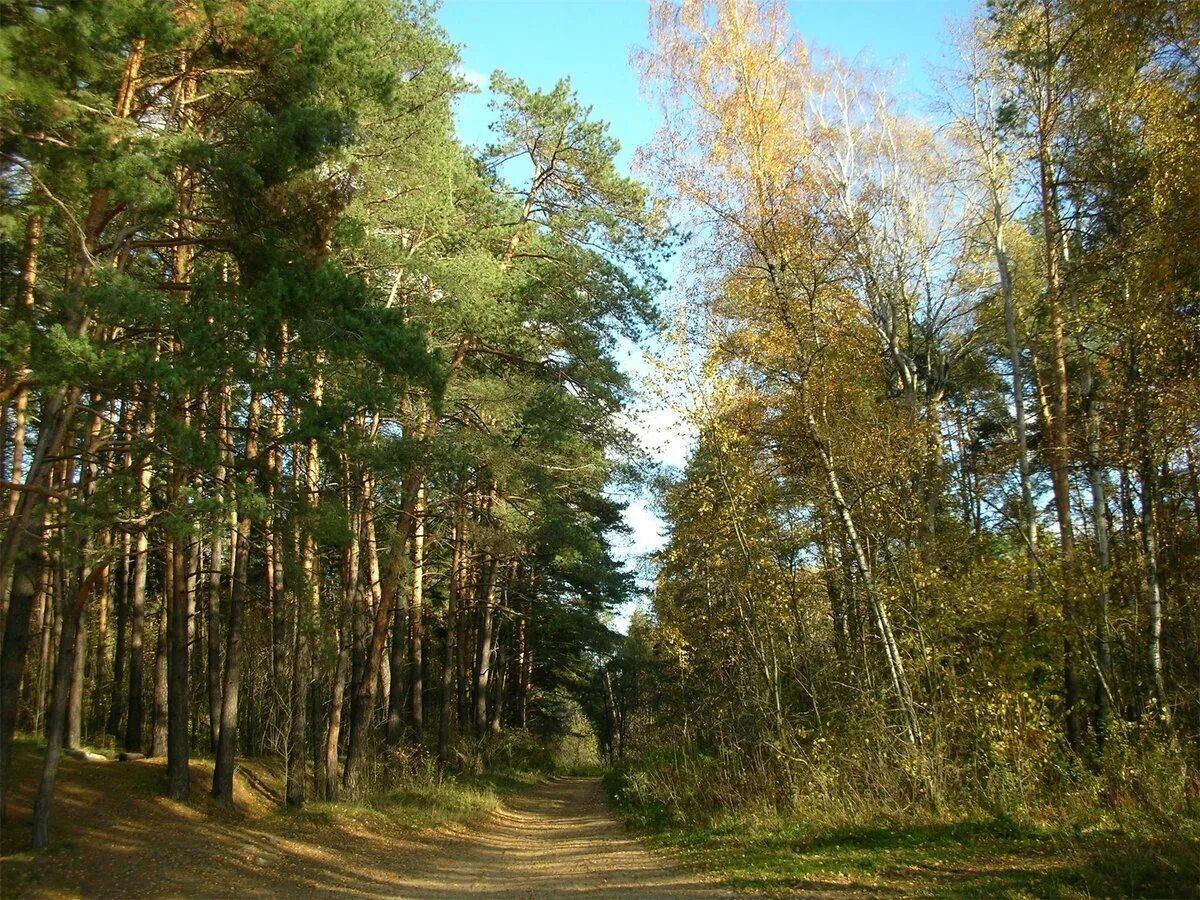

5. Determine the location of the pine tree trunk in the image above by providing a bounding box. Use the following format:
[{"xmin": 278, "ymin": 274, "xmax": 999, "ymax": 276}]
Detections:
[
  {"xmin": 385, "ymin": 589, "xmax": 406, "ymax": 745},
  {"xmin": 0, "ymin": 37, "xmax": 144, "ymax": 799},
  {"xmin": 515, "ymin": 612, "xmax": 528, "ymax": 730},
  {"xmin": 30, "ymin": 570, "xmax": 99, "ymax": 848},
  {"xmin": 125, "ymin": 389, "xmax": 154, "ymax": 752},
  {"xmin": 66, "ymin": 611, "xmax": 86, "ymax": 750},
  {"xmin": 286, "ymin": 363, "xmax": 321, "ymax": 809},
  {"xmin": 2, "ymin": 212, "xmax": 39, "ymax": 523},
  {"xmin": 322, "ymin": 538, "xmax": 356, "ymax": 801},
  {"xmin": 166, "ymin": 527, "xmax": 190, "ymax": 799},
  {"xmin": 150, "ymin": 601, "xmax": 168, "ymax": 759},
  {"xmin": 343, "ymin": 474, "xmax": 420, "ymax": 789},
  {"xmin": 205, "ymin": 389, "xmax": 229, "ymax": 755},
  {"xmin": 106, "ymin": 525, "xmax": 131, "ymax": 739},
  {"xmin": 408, "ymin": 480, "xmax": 426, "ymax": 742},
  {"xmin": 33, "ymin": 560, "xmax": 53, "ymax": 737},
  {"xmin": 474, "ymin": 555, "xmax": 497, "ymax": 737},
  {"xmin": 267, "ymin": 328, "xmax": 288, "ymax": 753},
  {"xmin": 438, "ymin": 481, "xmax": 464, "ymax": 769},
  {"xmin": 0, "ymin": 394, "xmax": 78, "ymax": 812},
  {"xmin": 212, "ymin": 380, "xmax": 259, "ymax": 806}
]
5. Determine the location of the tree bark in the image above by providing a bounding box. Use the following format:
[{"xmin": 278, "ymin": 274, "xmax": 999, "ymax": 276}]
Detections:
[
  {"xmin": 211, "ymin": 380, "xmax": 260, "ymax": 806},
  {"xmin": 1035, "ymin": 0, "xmax": 1081, "ymax": 752},
  {"xmin": 1082, "ymin": 366, "xmax": 1115, "ymax": 740},
  {"xmin": 124, "ymin": 395, "xmax": 153, "ymax": 753},
  {"xmin": 106, "ymin": 525, "xmax": 131, "ymax": 739},
  {"xmin": 343, "ymin": 473, "xmax": 420, "ymax": 788},
  {"xmin": 150, "ymin": 600, "xmax": 168, "ymax": 759},
  {"xmin": 166, "ymin": 525, "xmax": 190, "ymax": 799},
  {"xmin": 286, "ymin": 362, "xmax": 321, "ymax": 809},
  {"xmin": 1, "ymin": 40, "xmax": 144, "ymax": 808},
  {"xmin": 1141, "ymin": 454, "xmax": 1167, "ymax": 717},
  {"xmin": 66, "ymin": 610, "xmax": 86, "ymax": 750},
  {"xmin": 473, "ymin": 554, "xmax": 498, "ymax": 737},
  {"xmin": 31, "ymin": 565, "xmax": 106, "ymax": 848},
  {"xmin": 408, "ymin": 479, "xmax": 426, "ymax": 742},
  {"xmin": 385, "ymin": 583, "xmax": 406, "ymax": 745},
  {"xmin": 807, "ymin": 411, "xmax": 921, "ymax": 748},
  {"xmin": 206, "ymin": 389, "xmax": 230, "ymax": 754},
  {"xmin": 437, "ymin": 485, "xmax": 463, "ymax": 769}
]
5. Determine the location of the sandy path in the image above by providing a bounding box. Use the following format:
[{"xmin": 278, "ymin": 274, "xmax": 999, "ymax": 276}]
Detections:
[
  {"xmin": 3, "ymin": 751, "xmax": 731, "ymax": 899},
  {"xmin": 392, "ymin": 776, "xmax": 732, "ymax": 898}
]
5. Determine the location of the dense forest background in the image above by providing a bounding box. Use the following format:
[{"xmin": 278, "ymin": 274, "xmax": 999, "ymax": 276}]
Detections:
[
  {"xmin": 1, "ymin": 0, "xmax": 1198, "ymax": 886},
  {"xmin": 606, "ymin": 0, "xmax": 1199, "ymax": 858},
  {"xmin": 1, "ymin": 0, "xmax": 666, "ymax": 847}
]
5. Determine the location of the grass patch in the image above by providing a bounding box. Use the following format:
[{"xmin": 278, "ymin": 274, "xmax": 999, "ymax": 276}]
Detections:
[
  {"xmin": 607, "ymin": 770, "xmax": 1200, "ymax": 898},
  {"xmin": 289, "ymin": 770, "xmax": 540, "ymax": 832},
  {"xmin": 627, "ymin": 815, "xmax": 1197, "ymax": 897}
]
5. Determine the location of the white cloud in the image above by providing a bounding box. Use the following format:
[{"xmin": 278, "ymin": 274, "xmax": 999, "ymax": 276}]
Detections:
[
  {"xmin": 617, "ymin": 404, "xmax": 694, "ymax": 470},
  {"xmin": 452, "ymin": 64, "xmax": 488, "ymax": 90},
  {"xmin": 620, "ymin": 499, "xmax": 666, "ymax": 556}
]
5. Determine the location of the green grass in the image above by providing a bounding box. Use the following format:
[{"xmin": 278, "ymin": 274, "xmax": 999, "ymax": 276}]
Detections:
[
  {"xmin": 629, "ymin": 815, "xmax": 1198, "ymax": 897},
  {"xmin": 606, "ymin": 773, "xmax": 1200, "ymax": 898},
  {"xmin": 290, "ymin": 770, "xmax": 540, "ymax": 832}
]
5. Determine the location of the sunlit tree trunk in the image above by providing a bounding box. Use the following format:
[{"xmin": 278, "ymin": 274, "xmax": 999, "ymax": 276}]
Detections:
[{"xmin": 408, "ymin": 478, "xmax": 426, "ymax": 742}]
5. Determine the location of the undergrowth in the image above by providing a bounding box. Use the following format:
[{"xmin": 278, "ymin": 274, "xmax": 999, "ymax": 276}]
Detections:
[{"xmin": 606, "ymin": 727, "xmax": 1200, "ymax": 898}]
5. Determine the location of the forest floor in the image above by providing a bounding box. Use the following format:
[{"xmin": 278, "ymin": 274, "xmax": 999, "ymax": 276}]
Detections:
[
  {"xmin": 0, "ymin": 741, "xmax": 729, "ymax": 898},
  {"xmin": 613, "ymin": 795, "xmax": 1200, "ymax": 897}
]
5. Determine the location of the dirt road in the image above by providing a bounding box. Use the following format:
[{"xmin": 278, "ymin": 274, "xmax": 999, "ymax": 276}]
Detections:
[
  {"xmin": 2, "ymin": 750, "xmax": 729, "ymax": 898},
  {"xmin": 390, "ymin": 776, "xmax": 731, "ymax": 897}
]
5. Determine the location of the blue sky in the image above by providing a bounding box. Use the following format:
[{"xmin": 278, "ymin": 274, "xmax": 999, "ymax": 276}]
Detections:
[
  {"xmin": 439, "ymin": 0, "xmax": 971, "ymax": 159},
  {"xmin": 435, "ymin": 0, "xmax": 975, "ymax": 627}
]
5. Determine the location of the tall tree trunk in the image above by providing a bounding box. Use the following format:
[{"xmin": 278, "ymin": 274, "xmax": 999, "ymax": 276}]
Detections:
[
  {"xmin": 515, "ymin": 609, "xmax": 528, "ymax": 730},
  {"xmin": 453, "ymin": 508, "xmax": 472, "ymax": 734},
  {"xmin": 33, "ymin": 558, "xmax": 53, "ymax": 737},
  {"xmin": 385, "ymin": 584, "xmax": 406, "ymax": 745},
  {"xmin": 343, "ymin": 475, "xmax": 420, "ymax": 789},
  {"xmin": 408, "ymin": 479, "xmax": 426, "ymax": 742},
  {"xmin": 30, "ymin": 565, "xmax": 105, "ymax": 848},
  {"xmin": 2, "ymin": 213, "xmax": 40, "ymax": 523},
  {"xmin": 124, "ymin": 395, "xmax": 153, "ymax": 753},
  {"xmin": 266, "ymin": 325, "xmax": 288, "ymax": 754},
  {"xmin": 1082, "ymin": 366, "xmax": 1115, "ymax": 740},
  {"xmin": 996, "ymin": 226, "xmax": 1037, "ymax": 554},
  {"xmin": 66, "ymin": 611, "xmax": 86, "ymax": 750},
  {"xmin": 150, "ymin": 601, "xmax": 168, "ymax": 759},
  {"xmin": 106, "ymin": 525, "xmax": 131, "ymax": 739},
  {"xmin": 807, "ymin": 411, "xmax": 921, "ymax": 748},
  {"xmin": 166, "ymin": 525, "xmax": 190, "ymax": 799},
  {"xmin": 211, "ymin": 378, "xmax": 260, "ymax": 806},
  {"xmin": 322, "ymin": 514, "xmax": 357, "ymax": 801},
  {"xmin": 0, "ymin": 396, "xmax": 75, "ymax": 814},
  {"xmin": 1140, "ymin": 453, "xmax": 1167, "ymax": 718},
  {"xmin": 1036, "ymin": 0, "xmax": 1081, "ymax": 752},
  {"xmin": 437, "ymin": 485, "xmax": 463, "ymax": 769},
  {"xmin": 488, "ymin": 634, "xmax": 505, "ymax": 736},
  {"xmin": 473, "ymin": 555, "xmax": 497, "ymax": 737},
  {"xmin": 287, "ymin": 362, "xmax": 321, "ymax": 809},
  {"xmin": 1, "ymin": 41, "xmax": 144, "ymax": 809},
  {"xmin": 206, "ymin": 389, "xmax": 230, "ymax": 754}
]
